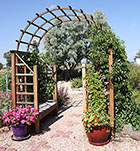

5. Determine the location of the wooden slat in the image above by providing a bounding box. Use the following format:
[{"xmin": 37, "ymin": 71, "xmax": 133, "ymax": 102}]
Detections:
[
  {"xmin": 10, "ymin": 50, "xmax": 31, "ymax": 55},
  {"xmin": 53, "ymin": 65, "xmax": 58, "ymax": 114},
  {"xmin": 16, "ymin": 63, "xmax": 25, "ymax": 66},
  {"xmin": 17, "ymin": 102, "xmax": 34, "ymax": 104},
  {"xmin": 15, "ymin": 53, "xmax": 33, "ymax": 73},
  {"xmin": 20, "ymin": 29, "xmax": 41, "ymax": 39},
  {"xmin": 33, "ymin": 65, "xmax": 39, "ymax": 110},
  {"xmin": 39, "ymin": 103, "xmax": 57, "ymax": 120},
  {"xmin": 82, "ymin": 63, "xmax": 87, "ymax": 111},
  {"xmin": 16, "ymin": 73, "xmax": 33, "ymax": 76},
  {"xmin": 16, "ymin": 92, "xmax": 34, "ymax": 95},
  {"xmin": 15, "ymin": 56, "xmax": 19, "ymax": 103},
  {"xmin": 27, "ymin": 21, "xmax": 47, "ymax": 32},
  {"xmin": 24, "ymin": 65, "xmax": 27, "ymax": 105},
  {"xmin": 16, "ymin": 40, "xmax": 36, "ymax": 46},
  {"xmin": 16, "ymin": 83, "xmax": 33, "ymax": 85},
  {"xmin": 108, "ymin": 47, "xmax": 114, "ymax": 134},
  {"xmin": 82, "ymin": 63, "xmax": 86, "ymax": 136}
]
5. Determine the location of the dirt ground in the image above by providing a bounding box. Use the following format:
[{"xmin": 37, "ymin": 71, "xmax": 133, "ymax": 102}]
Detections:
[{"xmin": 0, "ymin": 84, "xmax": 140, "ymax": 151}]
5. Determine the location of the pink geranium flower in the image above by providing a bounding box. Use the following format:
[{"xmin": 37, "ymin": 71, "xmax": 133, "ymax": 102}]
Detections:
[
  {"xmin": 9, "ymin": 93, "xmax": 12, "ymax": 98},
  {"xmin": 2, "ymin": 105, "xmax": 39, "ymax": 126}
]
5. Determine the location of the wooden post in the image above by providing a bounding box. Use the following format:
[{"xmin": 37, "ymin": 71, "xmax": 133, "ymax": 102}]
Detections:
[
  {"xmin": 33, "ymin": 65, "xmax": 38, "ymax": 110},
  {"xmin": 82, "ymin": 63, "xmax": 86, "ymax": 135},
  {"xmin": 108, "ymin": 48, "xmax": 114, "ymax": 133},
  {"xmin": 53, "ymin": 65, "xmax": 58, "ymax": 114},
  {"xmin": 82, "ymin": 63, "xmax": 87, "ymax": 112},
  {"xmin": 33, "ymin": 65, "xmax": 39, "ymax": 133},
  {"xmin": 11, "ymin": 51, "xmax": 16, "ymax": 107},
  {"xmin": 24, "ymin": 66, "xmax": 27, "ymax": 106}
]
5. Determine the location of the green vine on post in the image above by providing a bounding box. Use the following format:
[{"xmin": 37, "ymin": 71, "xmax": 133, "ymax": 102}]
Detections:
[{"xmin": 87, "ymin": 25, "xmax": 140, "ymax": 132}]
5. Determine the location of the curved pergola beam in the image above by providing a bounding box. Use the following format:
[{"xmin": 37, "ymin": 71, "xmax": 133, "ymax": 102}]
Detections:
[{"xmin": 16, "ymin": 5, "xmax": 96, "ymax": 51}]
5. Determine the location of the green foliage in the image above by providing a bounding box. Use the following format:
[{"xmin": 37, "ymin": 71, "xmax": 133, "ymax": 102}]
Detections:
[
  {"xmin": 44, "ymin": 21, "xmax": 90, "ymax": 69},
  {"xmin": 3, "ymin": 51, "xmax": 11, "ymax": 67},
  {"xmin": 134, "ymin": 49, "xmax": 140, "ymax": 61},
  {"xmin": 128, "ymin": 62, "xmax": 140, "ymax": 89},
  {"xmin": 0, "ymin": 63, "xmax": 3, "ymax": 70},
  {"xmin": 71, "ymin": 78, "xmax": 82, "ymax": 88},
  {"xmin": 88, "ymin": 25, "xmax": 140, "ymax": 132},
  {"xmin": 82, "ymin": 64, "xmax": 111, "ymax": 132},
  {"xmin": 0, "ymin": 70, "xmax": 11, "ymax": 91},
  {"xmin": 0, "ymin": 92, "xmax": 12, "ymax": 127},
  {"xmin": 93, "ymin": 10, "xmax": 109, "ymax": 27},
  {"xmin": 132, "ymin": 89, "xmax": 140, "ymax": 108}
]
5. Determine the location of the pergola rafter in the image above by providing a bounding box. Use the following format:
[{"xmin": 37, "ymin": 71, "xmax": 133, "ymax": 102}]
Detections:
[{"xmin": 16, "ymin": 5, "xmax": 96, "ymax": 51}]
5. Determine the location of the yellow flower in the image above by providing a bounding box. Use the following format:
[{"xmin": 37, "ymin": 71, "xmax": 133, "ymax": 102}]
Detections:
[
  {"xmin": 94, "ymin": 89, "xmax": 97, "ymax": 92},
  {"xmin": 100, "ymin": 95, "xmax": 103, "ymax": 97},
  {"xmin": 98, "ymin": 86, "xmax": 100, "ymax": 88},
  {"xmin": 95, "ymin": 94, "xmax": 97, "ymax": 97}
]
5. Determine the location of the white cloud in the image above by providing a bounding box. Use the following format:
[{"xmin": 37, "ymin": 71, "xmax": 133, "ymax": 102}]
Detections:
[{"xmin": 48, "ymin": 5, "xmax": 56, "ymax": 10}]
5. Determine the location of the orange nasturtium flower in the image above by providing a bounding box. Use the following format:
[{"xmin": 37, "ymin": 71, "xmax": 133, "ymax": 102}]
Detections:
[
  {"xmin": 95, "ymin": 94, "xmax": 97, "ymax": 97},
  {"xmin": 100, "ymin": 95, "xmax": 103, "ymax": 97},
  {"xmin": 96, "ymin": 118, "xmax": 99, "ymax": 122},
  {"xmin": 94, "ymin": 117, "xmax": 96, "ymax": 119},
  {"xmin": 92, "ymin": 121, "xmax": 94, "ymax": 125},
  {"xmin": 94, "ymin": 89, "xmax": 97, "ymax": 92},
  {"xmin": 83, "ymin": 122, "xmax": 87, "ymax": 127},
  {"xmin": 94, "ymin": 113, "xmax": 97, "ymax": 116},
  {"xmin": 87, "ymin": 109, "xmax": 89, "ymax": 112}
]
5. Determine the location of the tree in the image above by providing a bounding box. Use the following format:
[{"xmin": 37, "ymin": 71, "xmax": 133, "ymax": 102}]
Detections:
[
  {"xmin": 44, "ymin": 21, "xmax": 90, "ymax": 70},
  {"xmin": 0, "ymin": 62, "xmax": 3, "ymax": 70},
  {"xmin": 43, "ymin": 10, "xmax": 109, "ymax": 79},
  {"xmin": 3, "ymin": 51, "xmax": 11, "ymax": 67},
  {"xmin": 134, "ymin": 49, "xmax": 140, "ymax": 61},
  {"xmin": 93, "ymin": 10, "xmax": 109, "ymax": 27}
]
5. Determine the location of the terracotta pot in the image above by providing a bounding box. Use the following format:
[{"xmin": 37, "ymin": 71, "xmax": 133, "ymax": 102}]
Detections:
[{"xmin": 87, "ymin": 125, "xmax": 111, "ymax": 146}]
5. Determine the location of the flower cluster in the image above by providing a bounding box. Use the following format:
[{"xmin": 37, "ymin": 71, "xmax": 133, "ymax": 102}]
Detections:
[
  {"xmin": 82, "ymin": 64, "xmax": 112, "ymax": 132},
  {"xmin": 2, "ymin": 105, "xmax": 39, "ymax": 126},
  {"xmin": 82, "ymin": 108, "xmax": 111, "ymax": 132}
]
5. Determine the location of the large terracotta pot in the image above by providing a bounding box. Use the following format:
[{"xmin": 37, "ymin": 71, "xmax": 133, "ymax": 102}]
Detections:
[{"xmin": 87, "ymin": 125, "xmax": 111, "ymax": 146}]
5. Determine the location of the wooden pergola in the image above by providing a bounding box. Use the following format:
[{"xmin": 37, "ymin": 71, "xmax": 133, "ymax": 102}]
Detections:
[{"xmin": 11, "ymin": 5, "xmax": 114, "ymax": 133}]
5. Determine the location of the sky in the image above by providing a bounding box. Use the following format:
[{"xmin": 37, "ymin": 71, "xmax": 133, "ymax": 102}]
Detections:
[{"xmin": 0, "ymin": 0, "xmax": 140, "ymax": 64}]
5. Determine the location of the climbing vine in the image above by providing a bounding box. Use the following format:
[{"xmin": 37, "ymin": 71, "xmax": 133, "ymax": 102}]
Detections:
[{"xmin": 87, "ymin": 25, "xmax": 140, "ymax": 131}]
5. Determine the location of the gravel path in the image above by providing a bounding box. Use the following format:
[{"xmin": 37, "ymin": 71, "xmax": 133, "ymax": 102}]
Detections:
[{"xmin": 0, "ymin": 89, "xmax": 140, "ymax": 151}]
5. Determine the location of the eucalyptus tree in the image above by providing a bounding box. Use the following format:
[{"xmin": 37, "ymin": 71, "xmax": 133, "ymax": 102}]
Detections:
[{"xmin": 43, "ymin": 10, "xmax": 109, "ymax": 79}]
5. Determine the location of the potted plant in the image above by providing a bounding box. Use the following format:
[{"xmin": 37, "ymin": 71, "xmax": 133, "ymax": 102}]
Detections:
[
  {"xmin": 1, "ymin": 105, "xmax": 39, "ymax": 140},
  {"xmin": 82, "ymin": 65, "xmax": 112, "ymax": 146}
]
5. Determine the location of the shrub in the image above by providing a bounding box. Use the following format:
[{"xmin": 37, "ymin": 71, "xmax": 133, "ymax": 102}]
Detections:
[
  {"xmin": 71, "ymin": 78, "xmax": 82, "ymax": 88},
  {"xmin": 0, "ymin": 70, "xmax": 11, "ymax": 91},
  {"xmin": 132, "ymin": 89, "xmax": 140, "ymax": 108},
  {"xmin": 58, "ymin": 86, "xmax": 69, "ymax": 106},
  {"xmin": 128, "ymin": 62, "xmax": 140, "ymax": 89},
  {"xmin": 0, "ymin": 92, "xmax": 12, "ymax": 127}
]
